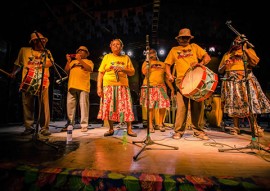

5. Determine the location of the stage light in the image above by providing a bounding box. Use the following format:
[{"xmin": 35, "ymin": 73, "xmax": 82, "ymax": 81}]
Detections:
[
  {"xmin": 127, "ymin": 50, "xmax": 133, "ymax": 57},
  {"xmin": 158, "ymin": 48, "xmax": 165, "ymax": 56},
  {"xmin": 209, "ymin": 46, "xmax": 215, "ymax": 53}
]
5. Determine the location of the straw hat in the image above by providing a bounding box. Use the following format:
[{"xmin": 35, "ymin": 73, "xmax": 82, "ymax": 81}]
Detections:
[
  {"xmin": 76, "ymin": 46, "xmax": 90, "ymax": 56},
  {"xmin": 29, "ymin": 32, "xmax": 48, "ymax": 43},
  {"xmin": 175, "ymin": 28, "xmax": 194, "ymax": 39}
]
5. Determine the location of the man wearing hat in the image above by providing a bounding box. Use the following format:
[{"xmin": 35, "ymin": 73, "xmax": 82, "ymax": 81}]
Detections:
[
  {"xmin": 62, "ymin": 46, "xmax": 94, "ymax": 132},
  {"xmin": 10, "ymin": 31, "xmax": 53, "ymax": 136},
  {"xmin": 164, "ymin": 28, "xmax": 211, "ymax": 140}
]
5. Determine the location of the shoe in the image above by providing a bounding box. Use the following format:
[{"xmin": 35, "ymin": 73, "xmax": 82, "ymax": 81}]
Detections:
[
  {"xmin": 81, "ymin": 127, "xmax": 88, "ymax": 132},
  {"xmin": 172, "ymin": 132, "xmax": 184, "ymax": 139},
  {"xmin": 21, "ymin": 128, "xmax": 35, "ymax": 136},
  {"xmin": 104, "ymin": 129, "xmax": 114, "ymax": 137},
  {"xmin": 230, "ymin": 127, "xmax": 240, "ymax": 135},
  {"xmin": 127, "ymin": 131, "xmax": 137, "ymax": 137},
  {"xmin": 193, "ymin": 132, "xmax": 209, "ymax": 140},
  {"xmin": 40, "ymin": 128, "xmax": 51, "ymax": 136},
  {"xmin": 61, "ymin": 127, "xmax": 67, "ymax": 132}
]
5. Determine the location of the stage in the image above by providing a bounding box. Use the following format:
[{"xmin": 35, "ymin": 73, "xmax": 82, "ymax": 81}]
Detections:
[{"xmin": 0, "ymin": 121, "xmax": 270, "ymax": 190}]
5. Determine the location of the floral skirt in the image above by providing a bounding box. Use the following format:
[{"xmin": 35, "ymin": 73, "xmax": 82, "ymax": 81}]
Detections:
[
  {"xmin": 221, "ymin": 70, "xmax": 270, "ymax": 118},
  {"xmin": 97, "ymin": 86, "xmax": 134, "ymax": 122},
  {"xmin": 140, "ymin": 84, "xmax": 170, "ymax": 109}
]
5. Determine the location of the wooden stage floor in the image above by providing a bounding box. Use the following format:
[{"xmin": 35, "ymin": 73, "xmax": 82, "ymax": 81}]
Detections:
[{"xmin": 0, "ymin": 121, "xmax": 270, "ymax": 190}]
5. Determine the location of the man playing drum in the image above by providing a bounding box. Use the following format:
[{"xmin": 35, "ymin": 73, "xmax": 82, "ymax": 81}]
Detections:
[
  {"xmin": 10, "ymin": 32, "xmax": 53, "ymax": 136},
  {"xmin": 165, "ymin": 28, "xmax": 211, "ymax": 140}
]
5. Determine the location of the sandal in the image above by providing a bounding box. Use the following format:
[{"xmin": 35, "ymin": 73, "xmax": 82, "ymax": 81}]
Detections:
[
  {"xmin": 104, "ymin": 129, "xmax": 114, "ymax": 137},
  {"xmin": 149, "ymin": 128, "xmax": 155, "ymax": 133},
  {"xmin": 127, "ymin": 131, "xmax": 137, "ymax": 137},
  {"xmin": 172, "ymin": 132, "xmax": 183, "ymax": 140},
  {"xmin": 158, "ymin": 125, "xmax": 166, "ymax": 132},
  {"xmin": 230, "ymin": 127, "xmax": 240, "ymax": 135},
  {"xmin": 254, "ymin": 125, "xmax": 264, "ymax": 137}
]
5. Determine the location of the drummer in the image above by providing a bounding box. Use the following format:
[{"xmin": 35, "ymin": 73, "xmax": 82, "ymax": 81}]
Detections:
[
  {"xmin": 164, "ymin": 28, "xmax": 211, "ymax": 140},
  {"xmin": 10, "ymin": 31, "xmax": 53, "ymax": 136}
]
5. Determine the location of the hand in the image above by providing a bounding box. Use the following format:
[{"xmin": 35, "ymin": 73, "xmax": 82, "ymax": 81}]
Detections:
[
  {"xmin": 225, "ymin": 59, "xmax": 232, "ymax": 66},
  {"xmin": 167, "ymin": 74, "xmax": 175, "ymax": 82},
  {"xmin": 190, "ymin": 62, "xmax": 198, "ymax": 67},
  {"xmin": 243, "ymin": 43, "xmax": 248, "ymax": 51},
  {"xmin": 66, "ymin": 54, "xmax": 72, "ymax": 62},
  {"xmin": 97, "ymin": 87, "xmax": 103, "ymax": 97},
  {"xmin": 9, "ymin": 72, "xmax": 16, "ymax": 79}
]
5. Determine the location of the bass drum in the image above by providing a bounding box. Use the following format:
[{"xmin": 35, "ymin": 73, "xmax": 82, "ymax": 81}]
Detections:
[
  {"xmin": 180, "ymin": 64, "xmax": 218, "ymax": 102},
  {"xmin": 204, "ymin": 94, "xmax": 223, "ymax": 128}
]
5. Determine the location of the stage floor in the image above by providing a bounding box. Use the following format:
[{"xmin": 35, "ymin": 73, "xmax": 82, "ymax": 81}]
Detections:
[{"xmin": 0, "ymin": 120, "xmax": 269, "ymax": 179}]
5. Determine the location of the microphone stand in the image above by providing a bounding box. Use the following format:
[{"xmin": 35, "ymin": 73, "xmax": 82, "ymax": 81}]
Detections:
[
  {"xmin": 218, "ymin": 21, "xmax": 269, "ymax": 154},
  {"xmin": 132, "ymin": 35, "xmax": 178, "ymax": 161},
  {"xmin": 32, "ymin": 31, "xmax": 58, "ymax": 150}
]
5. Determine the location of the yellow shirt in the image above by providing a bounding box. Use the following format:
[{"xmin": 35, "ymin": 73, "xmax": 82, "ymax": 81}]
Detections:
[
  {"xmin": 164, "ymin": 43, "xmax": 207, "ymax": 84},
  {"xmin": 68, "ymin": 59, "xmax": 94, "ymax": 92},
  {"xmin": 219, "ymin": 48, "xmax": 259, "ymax": 71},
  {"xmin": 14, "ymin": 47, "xmax": 53, "ymax": 88},
  {"xmin": 142, "ymin": 60, "xmax": 166, "ymax": 86},
  {"xmin": 98, "ymin": 53, "xmax": 134, "ymax": 86}
]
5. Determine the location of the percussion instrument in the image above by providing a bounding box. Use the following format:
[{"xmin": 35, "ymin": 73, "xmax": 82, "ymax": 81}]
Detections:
[
  {"xmin": 20, "ymin": 68, "xmax": 49, "ymax": 96},
  {"xmin": 179, "ymin": 64, "xmax": 218, "ymax": 102}
]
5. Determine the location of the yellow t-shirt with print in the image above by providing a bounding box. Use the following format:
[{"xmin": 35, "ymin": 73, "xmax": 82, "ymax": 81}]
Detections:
[
  {"xmin": 68, "ymin": 59, "xmax": 94, "ymax": 92},
  {"xmin": 98, "ymin": 53, "xmax": 134, "ymax": 86},
  {"xmin": 142, "ymin": 60, "xmax": 166, "ymax": 86},
  {"xmin": 164, "ymin": 43, "xmax": 207, "ymax": 84},
  {"xmin": 219, "ymin": 48, "xmax": 259, "ymax": 71},
  {"xmin": 14, "ymin": 47, "xmax": 53, "ymax": 88}
]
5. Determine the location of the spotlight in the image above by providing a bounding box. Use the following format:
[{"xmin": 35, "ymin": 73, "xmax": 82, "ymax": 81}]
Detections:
[{"xmin": 209, "ymin": 46, "xmax": 215, "ymax": 53}]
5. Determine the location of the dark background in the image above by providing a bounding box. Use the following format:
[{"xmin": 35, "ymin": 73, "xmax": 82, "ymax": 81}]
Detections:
[{"xmin": 0, "ymin": 0, "xmax": 269, "ymax": 125}]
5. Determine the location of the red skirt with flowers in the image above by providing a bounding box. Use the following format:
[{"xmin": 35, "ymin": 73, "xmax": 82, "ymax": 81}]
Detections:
[
  {"xmin": 140, "ymin": 84, "xmax": 170, "ymax": 109},
  {"xmin": 97, "ymin": 86, "xmax": 135, "ymax": 122}
]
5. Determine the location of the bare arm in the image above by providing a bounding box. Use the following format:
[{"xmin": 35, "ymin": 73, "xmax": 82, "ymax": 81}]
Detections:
[
  {"xmin": 165, "ymin": 64, "xmax": 174, "ymax": 82},
  {"xmin": 97, "ymin": 72, "xmax": 104, "ymax": 97},
  {"xmin": 199, "ymin": 53, "xmax": 211, "ymax": 66}
]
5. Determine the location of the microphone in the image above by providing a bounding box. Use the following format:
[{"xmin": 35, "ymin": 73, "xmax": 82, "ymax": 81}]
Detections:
[
  {"xmin": 56, "ymin": 76, "xmax": 68, "ymax": 84},
  {"xmin": 111, "ymin": 62, "xmax": 119, "ymax": 82},
  {"xmin": 115, "ymin": 71, "xmax": 119, "ymax": 82}
]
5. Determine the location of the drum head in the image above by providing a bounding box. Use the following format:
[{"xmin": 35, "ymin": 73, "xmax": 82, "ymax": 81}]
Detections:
[{"xmin": 180, "ymin": 66, "xmax": 206, "ymax": 95}]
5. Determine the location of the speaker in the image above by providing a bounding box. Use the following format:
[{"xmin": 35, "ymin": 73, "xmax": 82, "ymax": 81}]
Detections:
[{"xmin": 51, "ymin": 90, "xmax": 65, "ymax": 121}]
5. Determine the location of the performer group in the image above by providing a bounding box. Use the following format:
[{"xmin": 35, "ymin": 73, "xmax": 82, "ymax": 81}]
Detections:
[{"xmin": 9, "ymin": 28, "xmax": 270, "ymax": 139}]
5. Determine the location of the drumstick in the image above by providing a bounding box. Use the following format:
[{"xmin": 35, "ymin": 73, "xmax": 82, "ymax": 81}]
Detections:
[{"xmin": 0, "ymin": 69, "xmax": 11, "ymax": 77}]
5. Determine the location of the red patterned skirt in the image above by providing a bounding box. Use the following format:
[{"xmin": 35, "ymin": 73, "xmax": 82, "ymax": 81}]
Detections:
[
  {"xmin": 97, "ymin": 86, "xmax": 135, "ymax": 122},
  {"xmin": 140, "ymin": 84, "xmax": 170, "ymax": 109}
]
